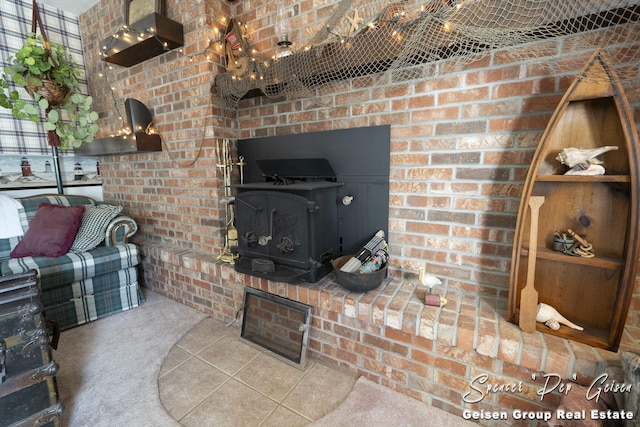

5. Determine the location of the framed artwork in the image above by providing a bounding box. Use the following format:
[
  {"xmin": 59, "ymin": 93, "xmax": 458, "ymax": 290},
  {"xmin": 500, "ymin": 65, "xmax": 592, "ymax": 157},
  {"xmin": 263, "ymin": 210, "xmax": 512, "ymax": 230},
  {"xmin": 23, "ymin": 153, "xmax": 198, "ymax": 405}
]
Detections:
[
  {"xmin": 0, "ymin": 155, "xmax": 101, "ymax": 191},
  {"xmin": 125, "ymin": 0, "xmax": 165, "ymax": 26}
]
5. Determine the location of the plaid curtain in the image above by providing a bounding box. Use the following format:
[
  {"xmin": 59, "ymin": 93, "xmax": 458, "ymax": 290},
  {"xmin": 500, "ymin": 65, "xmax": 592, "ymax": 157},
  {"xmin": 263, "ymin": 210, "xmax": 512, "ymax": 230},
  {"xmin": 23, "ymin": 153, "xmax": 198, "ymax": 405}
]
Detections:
[{"xmin": 0, "ymin": 0, "xmax": 87, "ymax": 155}]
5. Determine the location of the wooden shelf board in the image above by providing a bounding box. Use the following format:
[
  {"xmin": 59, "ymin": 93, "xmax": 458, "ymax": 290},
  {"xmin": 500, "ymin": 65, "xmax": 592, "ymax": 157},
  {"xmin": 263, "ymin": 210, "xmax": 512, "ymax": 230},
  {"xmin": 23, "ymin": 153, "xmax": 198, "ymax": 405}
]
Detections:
[
  {"xmin": 534, "ymin": 323, "xmax": 611, "ymax": 350},
  {"xmin": 528, "ymin": 246, "xmax": 624, "ymax": 269},
  {"xmin": 536, "ymin": 174, "xmax": 630, "ymax": 183}
]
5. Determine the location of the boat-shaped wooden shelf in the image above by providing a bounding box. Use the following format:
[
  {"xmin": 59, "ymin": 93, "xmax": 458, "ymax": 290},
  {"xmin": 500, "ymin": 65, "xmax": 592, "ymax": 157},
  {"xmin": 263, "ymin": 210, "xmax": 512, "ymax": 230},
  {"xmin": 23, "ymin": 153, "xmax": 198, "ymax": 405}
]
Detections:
[{"xmin": 508, "ymin": 50, "xmax": 640, "ymax": 351}]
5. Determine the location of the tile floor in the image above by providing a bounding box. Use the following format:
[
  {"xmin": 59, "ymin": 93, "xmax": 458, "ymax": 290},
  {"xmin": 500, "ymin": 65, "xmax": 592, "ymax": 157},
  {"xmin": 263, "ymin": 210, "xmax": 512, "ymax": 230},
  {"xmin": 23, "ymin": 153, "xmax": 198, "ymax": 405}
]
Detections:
[{"xmin": 158, "ymin": 317, "xmax": 358, "ymax": 427}]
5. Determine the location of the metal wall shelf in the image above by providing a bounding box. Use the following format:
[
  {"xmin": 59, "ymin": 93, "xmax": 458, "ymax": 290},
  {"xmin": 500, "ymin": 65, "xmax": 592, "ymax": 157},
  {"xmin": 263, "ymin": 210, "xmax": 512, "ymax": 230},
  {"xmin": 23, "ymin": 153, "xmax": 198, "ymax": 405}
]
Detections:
[
  {"xmin": 101, "ymin": 13, "xmax": 183, "ymax": 67},
  {"xmin": 75, "ymin": 133, "xmax": 162, "ymax": 156}
]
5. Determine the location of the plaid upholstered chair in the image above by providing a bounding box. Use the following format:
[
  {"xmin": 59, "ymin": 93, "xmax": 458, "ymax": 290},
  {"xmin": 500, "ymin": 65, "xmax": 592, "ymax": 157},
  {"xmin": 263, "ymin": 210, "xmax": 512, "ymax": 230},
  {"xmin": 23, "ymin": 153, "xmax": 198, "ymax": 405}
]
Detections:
[{"xmin": 0, "ymin": 194, "xmax": 142, "ymax": 330}]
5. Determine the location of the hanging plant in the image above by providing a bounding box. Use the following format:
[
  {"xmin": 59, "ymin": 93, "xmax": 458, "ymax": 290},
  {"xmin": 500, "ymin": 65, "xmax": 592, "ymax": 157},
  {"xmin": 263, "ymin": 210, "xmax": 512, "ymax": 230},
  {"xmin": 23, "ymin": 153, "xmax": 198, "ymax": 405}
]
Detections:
[{"xmin": 0, "ymin": 33, "xmax": 99, "ymax": 149}]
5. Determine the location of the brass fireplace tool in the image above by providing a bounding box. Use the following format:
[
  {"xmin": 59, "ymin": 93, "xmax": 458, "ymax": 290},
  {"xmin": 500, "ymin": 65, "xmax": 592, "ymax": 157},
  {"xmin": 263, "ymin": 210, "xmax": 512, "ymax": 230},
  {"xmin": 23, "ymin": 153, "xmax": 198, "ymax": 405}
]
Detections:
[{"xmin": 217, "ymin": 139, "xmax": 245, "ymax": 264}]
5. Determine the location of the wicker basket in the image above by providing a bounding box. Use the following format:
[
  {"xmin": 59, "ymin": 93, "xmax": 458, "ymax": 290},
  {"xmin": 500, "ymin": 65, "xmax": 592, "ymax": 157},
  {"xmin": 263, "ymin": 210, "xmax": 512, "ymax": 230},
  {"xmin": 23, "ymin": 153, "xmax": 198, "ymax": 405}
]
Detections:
[{"xmin": 26, "ymin": 79, "xmax": 69, "ymax": 106}]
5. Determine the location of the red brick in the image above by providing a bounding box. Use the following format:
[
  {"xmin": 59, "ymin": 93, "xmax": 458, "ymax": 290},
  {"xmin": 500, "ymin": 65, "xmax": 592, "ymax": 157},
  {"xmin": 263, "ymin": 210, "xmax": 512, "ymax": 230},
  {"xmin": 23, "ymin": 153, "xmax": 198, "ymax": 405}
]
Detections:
[{"xmin": 339, "ymin": 338, "xmax": 379, "ymax": 360}]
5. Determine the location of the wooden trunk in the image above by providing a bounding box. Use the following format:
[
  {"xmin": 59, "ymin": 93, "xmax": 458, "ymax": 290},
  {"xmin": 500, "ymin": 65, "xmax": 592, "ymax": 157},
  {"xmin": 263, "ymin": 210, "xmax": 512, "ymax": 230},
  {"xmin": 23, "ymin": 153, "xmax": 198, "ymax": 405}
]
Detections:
[{"xmin": 0, "ymin": 270, "xmax": 64, "ymax": 426}]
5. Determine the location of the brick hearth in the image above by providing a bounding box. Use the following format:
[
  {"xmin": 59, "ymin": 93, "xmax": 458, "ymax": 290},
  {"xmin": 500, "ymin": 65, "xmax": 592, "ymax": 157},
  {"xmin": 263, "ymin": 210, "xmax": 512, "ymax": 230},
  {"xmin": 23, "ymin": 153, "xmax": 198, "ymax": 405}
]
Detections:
[{"xmin": 141, "ymin": 243, "xmax": 640, "ymax": 424}]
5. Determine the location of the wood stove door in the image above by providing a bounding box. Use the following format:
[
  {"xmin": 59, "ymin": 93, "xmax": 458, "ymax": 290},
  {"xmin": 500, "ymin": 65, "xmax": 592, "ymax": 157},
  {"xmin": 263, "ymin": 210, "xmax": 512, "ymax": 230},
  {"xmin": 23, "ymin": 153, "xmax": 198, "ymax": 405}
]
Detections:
[{"xmin": 235, "ymin": 191, "xmax": 312, "ymax": 270}]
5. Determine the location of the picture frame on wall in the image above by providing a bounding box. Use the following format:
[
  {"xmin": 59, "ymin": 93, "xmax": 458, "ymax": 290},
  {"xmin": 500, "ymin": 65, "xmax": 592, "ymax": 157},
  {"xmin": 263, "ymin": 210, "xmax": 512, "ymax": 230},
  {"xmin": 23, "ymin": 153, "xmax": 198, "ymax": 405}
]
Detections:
[
  {"xmin": 125, "ymin": 0, "xmax": 165, "ymax": 26},
  {"xmin": 0, "ymin": 155, "xmax": 102, "ymax": 192}
]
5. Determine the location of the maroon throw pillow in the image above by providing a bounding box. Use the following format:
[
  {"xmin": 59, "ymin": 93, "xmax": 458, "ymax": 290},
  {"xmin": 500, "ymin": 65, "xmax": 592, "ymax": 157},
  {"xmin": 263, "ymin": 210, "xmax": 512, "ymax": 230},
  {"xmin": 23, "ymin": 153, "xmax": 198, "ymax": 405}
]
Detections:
[{"xmin": 10, "ymin": 203, "xmax": 85, "ymax": 258}]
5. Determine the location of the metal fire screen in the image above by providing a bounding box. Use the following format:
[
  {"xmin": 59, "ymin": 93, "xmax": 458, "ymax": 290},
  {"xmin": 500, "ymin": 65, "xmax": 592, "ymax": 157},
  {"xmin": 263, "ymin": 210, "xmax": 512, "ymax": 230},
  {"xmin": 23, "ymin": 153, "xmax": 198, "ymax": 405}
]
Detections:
[{"xmin": 240, "ymin": 287, "xmax": 311, "ymax": 369}]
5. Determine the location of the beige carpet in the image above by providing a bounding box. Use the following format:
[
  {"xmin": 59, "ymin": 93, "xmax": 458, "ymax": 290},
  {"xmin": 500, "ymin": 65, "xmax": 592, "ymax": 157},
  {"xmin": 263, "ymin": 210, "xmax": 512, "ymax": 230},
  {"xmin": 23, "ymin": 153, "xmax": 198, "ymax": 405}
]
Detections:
[
  {"xmin": 54, "ymin": 289, "xmax": 207, "ymax": 427},
  {"xmin": 311, "ymin": 377, "xmax": 479, "ymax": 427},
  {"xmin": 54, "ymin": 289, "xmax": 476, "ymax": 426}
]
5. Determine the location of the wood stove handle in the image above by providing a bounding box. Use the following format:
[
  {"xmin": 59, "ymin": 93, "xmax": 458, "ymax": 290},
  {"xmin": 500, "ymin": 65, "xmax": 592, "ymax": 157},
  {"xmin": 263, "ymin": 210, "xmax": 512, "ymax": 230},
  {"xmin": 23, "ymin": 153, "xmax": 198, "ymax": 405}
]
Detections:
[
  {"xmin": 235, "ymin": 198, "xmax": 262, "ymax": 212},
  {"xmin": 259, "ymin": 209, "xmax": 277, "ymax": 246}
]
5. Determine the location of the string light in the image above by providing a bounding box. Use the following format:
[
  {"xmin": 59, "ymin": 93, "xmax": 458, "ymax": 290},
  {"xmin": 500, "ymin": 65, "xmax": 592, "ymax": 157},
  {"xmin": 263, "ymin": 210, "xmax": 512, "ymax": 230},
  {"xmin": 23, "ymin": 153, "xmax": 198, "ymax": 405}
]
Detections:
[
  {"xmin": 220, "ymin": 3, "xmax": 465, "ymax": 91},
  {"xmin": 99, "ymin": 20, "xmax": 228, "ymax": 136},
  {"xmin": 100, "ymin": 24, "xmax": 163, "ymax": 59},
  {"xmin": 100, "ymin": 2, "xmax": 471, "ymax": 108},
  {"xmin": 319, "ymin": 2, "xmax": 463, "ymax": 53},
  {"xmin": 186, "ymin": 36, "xmax": 224, "ymax": 63},
  {"xmin": 98, "ymin": 3, "xmax": 472, "ymax": 102}
]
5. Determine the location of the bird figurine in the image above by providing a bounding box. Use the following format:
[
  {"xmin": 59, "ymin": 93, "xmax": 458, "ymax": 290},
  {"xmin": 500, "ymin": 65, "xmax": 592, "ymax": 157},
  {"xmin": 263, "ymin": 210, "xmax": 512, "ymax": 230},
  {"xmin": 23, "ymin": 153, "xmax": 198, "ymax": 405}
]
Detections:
[
  {"xmin": 419, "ymin": 268, "xmax": 447, "ymax": 307},
  {"xmin": 536, "ymin": 303, "xmax": 583, "ymax": 331}
]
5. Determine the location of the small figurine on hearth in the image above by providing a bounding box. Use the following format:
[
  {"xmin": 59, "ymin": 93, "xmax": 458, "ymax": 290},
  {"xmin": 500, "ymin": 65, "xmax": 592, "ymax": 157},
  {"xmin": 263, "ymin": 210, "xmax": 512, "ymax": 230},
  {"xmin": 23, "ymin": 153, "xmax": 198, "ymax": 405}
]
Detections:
[{"xmin": 419, "ymin": 268, "xmax": 447, "ymax": 307}]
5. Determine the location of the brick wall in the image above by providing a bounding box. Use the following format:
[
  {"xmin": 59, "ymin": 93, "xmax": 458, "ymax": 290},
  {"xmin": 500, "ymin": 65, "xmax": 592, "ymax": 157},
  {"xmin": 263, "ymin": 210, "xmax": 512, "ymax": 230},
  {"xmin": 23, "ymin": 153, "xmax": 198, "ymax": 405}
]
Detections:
[
  {"xmin": 79, "ymin": 1, "xmax": 640, "ymax": 424},
  {"xmin": 79, "ymin": 0, "xmax": 234, "ymax": 252}
]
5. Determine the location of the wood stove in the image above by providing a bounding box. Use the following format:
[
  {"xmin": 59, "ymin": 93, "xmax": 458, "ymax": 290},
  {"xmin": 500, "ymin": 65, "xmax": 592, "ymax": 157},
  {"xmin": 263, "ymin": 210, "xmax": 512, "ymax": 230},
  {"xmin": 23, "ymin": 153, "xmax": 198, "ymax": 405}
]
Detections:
[
  {"xmin": 233, "ymin": 159, "xmax": 342, "ymax": 282},
  {"xmin": 233, "ymin": 126, "xmax": 390, "ymax": 283}
]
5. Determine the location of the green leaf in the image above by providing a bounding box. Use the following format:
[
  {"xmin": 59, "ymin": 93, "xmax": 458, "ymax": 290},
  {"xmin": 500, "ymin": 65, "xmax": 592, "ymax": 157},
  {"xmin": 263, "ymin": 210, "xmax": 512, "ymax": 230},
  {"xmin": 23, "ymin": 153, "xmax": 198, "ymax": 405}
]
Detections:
[
  {"xmin": 23, "ymin": 103, "xmax": 38, "ymax": 115},
  {"xmin": 12, "ymin": 74, "xmax": 26, "ymax": 86},
  {"xmin": 0, "ymin": 94, "xmax": 10, "ymax": 109},
  {"xmin": 24, "ymin": 57, "xmax": 35, "ymax": 66},
  {"xmin": 47, "ymin": 109, "xmax": 60, "ymax": 123},
  {"xmin": 39, "ymin": 61, "xmax": 52, "ymax": 72},
  {"xmin": 38, "ymin": 98, "xmax": 49, "ymax": 110},
  {"xmin": 89, "ymin": 111, "xmax": 99, "ymax": 121},
  {"xmin": 75, "ymin": 128, "xmax": 87, "ymax": 138},
  {"xmin": 6, "ymin": 63, "xmax": 27, "ymax": 75},
  {"xmin": 43, "ymin": 122, "xmax": 56, "ymax": 131},
  {"xmin": 12, "ymin": 110, "xmax": 27, "ymax": 120},
  {"xmin": 25, "ymin": 75, "xmax": 42, "ymax": 87},
  {"xmin": 17, "ymin": 46, "xmax": 33, "ymax": 57}
]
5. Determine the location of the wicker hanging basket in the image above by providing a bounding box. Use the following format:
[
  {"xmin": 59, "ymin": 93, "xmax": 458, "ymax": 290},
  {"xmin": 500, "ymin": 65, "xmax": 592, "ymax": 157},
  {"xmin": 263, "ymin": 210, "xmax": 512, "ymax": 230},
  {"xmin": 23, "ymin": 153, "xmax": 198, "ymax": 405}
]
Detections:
[
  {"xmin": 26, "ymin": 79, "xmax": 70, "ymax": 106},
  {"xmin": 26, "ymin": 0, "xmax": 69, "ymax": 107}
]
